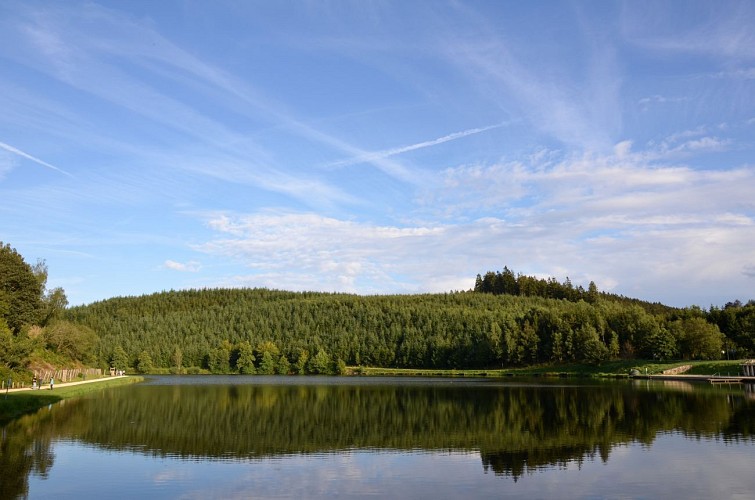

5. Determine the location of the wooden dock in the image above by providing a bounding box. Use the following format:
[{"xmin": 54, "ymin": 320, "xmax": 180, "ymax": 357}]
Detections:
[
  {"xmin": 631, "ymin": 374, "xmax": 755, "ymax": 384},
  {"xmin": 708, "ymin": 377, "xmax": 744, "ymax": 384}
]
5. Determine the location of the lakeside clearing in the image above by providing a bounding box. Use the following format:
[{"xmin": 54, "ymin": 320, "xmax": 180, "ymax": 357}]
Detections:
[
  {"xmin": 0, "ymin": 376, "xmax": 143, "ymax": 425},
  {"xmin": 354, "ymin": 359, "xmax": 749, "ymax": 378}
]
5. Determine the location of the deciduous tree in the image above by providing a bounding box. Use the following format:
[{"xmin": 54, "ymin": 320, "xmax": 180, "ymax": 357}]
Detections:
[
  {"xmin": 672, "ymin": 317, "xmax": 723, "ymax": 360},
  {"xmin": 0, "ymin": 243, "xmax": 43, "ymax": 333},
  {"xmin": 43, "ymin": 321, "xmax": 98, "ymax": 364}
]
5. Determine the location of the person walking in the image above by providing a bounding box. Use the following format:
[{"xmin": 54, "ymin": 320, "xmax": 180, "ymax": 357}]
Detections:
[{"xmin": 50, "ymin": 377, "xmax": 54, "ymax": 390}]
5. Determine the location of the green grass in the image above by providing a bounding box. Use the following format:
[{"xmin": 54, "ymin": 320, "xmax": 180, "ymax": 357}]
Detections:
[
  {"xmin": 0, "ymin": 376, "xmax": 143, "ymax": 425},
  {"xmin": 354, "ymin": 359, "xmax": 751, "ymax": 378},
  {"xmin": 684, "ymin": 360, "xmax": 745, "ymax": 376}
]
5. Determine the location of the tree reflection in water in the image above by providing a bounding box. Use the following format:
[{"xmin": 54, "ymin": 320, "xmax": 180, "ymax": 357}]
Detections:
[
  {"xmin": 2, "ymin": 378, "xmax": 754, "ymax": 497},
  {"xmin": 0, "ymin": 408, "xmax": 55, "ymax": 499}
]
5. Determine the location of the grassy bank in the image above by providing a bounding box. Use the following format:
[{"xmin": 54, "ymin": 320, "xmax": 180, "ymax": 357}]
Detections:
[
  {"xmin": 355, "ymin": 359, "xmax": 749, "ymax": 378},
  {"xmin": 0, "ymin": 376, "xmax": 143, "ymax": 425}
]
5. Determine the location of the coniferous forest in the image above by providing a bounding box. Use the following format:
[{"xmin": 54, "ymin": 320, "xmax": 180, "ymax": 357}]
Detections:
[
  {"xmin": 3, "ymin": 242, "xmax": 754, "ymax": 376},
  {"xmin": 65, "ymin": 283, "xmax": 752, "ymax": 375}
]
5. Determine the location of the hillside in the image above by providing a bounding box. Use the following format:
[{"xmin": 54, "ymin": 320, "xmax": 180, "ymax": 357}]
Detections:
[{"xmin": 65, "ymin": 287, "xmax": 727, "ymax": 374}]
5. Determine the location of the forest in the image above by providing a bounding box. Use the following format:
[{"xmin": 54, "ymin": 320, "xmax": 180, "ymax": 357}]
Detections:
[
  {"xmin": 62, "ymin": 286, "xmax": 745, "ymax": 374},
  {"xmin": 2, "ymin": 242, "xmax": 754, "ymax": 376}
]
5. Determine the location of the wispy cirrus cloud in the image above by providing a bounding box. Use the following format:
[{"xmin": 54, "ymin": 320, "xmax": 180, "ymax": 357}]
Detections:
[
  {"xmin": 5, "ymin": 1, "xmax": 441, "ymax": 193},
  {"xmin": 440, "ymin": 27, "xmax": 621, "ymax": 151},
  {"xmin": 621, "ymin": 1, "xmax": 755, "ymax": 60},
  {"xmin": 2, "ymin": 3, "xmax": 386, "ymax": 204}
]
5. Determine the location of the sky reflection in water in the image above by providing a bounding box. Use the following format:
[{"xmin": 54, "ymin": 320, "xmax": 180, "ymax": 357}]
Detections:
[{"xmin": 29, "ymin": 437, "xmax": 755, "ymax": 499}]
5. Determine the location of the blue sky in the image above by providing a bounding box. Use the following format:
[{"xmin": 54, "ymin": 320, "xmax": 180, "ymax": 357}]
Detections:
[{"xmin": 1, "ymin": 0, "xmax": 753, "ymax": 307}]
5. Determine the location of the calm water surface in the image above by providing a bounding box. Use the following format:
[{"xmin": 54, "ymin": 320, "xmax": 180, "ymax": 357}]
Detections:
[{"xmin": 2, "ymin": 376, "xmax": 754, "ymax": 499}]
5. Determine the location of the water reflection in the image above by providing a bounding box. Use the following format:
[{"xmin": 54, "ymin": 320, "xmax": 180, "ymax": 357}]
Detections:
[
  {"xmin": 0, "ymin": 408, "xmax": 56, "ymax": 499},
  {"xmin": 2, "ymin": 377, "xmax": 754, "ymax": 498}
]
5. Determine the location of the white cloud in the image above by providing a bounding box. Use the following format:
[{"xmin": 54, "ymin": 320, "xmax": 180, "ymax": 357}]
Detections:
[
  {"xmin": 443, "ymin": 148, "xmax": 754, "ymax": 219},
  {"xmin": 197, "ymin": 210, "xmax": 515, "ymax": 295},
  {"xmin": 637, "ymin": 95, "xmax": 688, "ymax": 110},
  {"xmin": 421, "ymin": 147, "xmax": 755, "ymax": 304},
  {"xmin": 712, "ymin": 67, "xmax": 755, "ymax": 80},
  {"xmin": 190, "ymin": 156, "xmax": 755, "ymax": 305},
  {"xmin": 662, "ymin": 126, "xmax": 708, "ymax": 144},
  {"xmin": 613, "ymin": 140, "xmax": 632, "ymax": 158},
  {"xmin": 638, "ymin": 95, "xmax": 685, "ymax": 105},
  {"xmin": 195, "ymin": 211, "xmax": 449, "ymax": 293},
  {"xmin": 639, "ymin": 128, "xmax": 734, "ymax": 159},
  {"xmin": 665, "ymin": 136, "xmax": 731, "ymax": 154},
  {"xmin": 164, "ymin": 260, "xmax": 201, "ymax": 273}
]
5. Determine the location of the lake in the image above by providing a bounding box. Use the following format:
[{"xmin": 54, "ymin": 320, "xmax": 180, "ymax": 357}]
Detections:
[{"xmin": 2, "ymin": 375, "xmax": 754, "ymax": 499}]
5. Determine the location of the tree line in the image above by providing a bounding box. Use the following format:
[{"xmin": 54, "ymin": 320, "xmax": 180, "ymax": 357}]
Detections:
[
  {"xmin": 474, "ymin": 266, "xmax": 676, "ymax": 315},
  {"xmin": 475, "ymin": 266, "xmax": 754, "ymax": 358}
]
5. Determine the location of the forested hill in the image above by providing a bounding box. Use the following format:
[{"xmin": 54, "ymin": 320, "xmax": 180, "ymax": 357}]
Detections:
[
  {"xmin": 474, "ymin": 267, "xmax": 676, "ymax": 316},
  {"xmin": 65, "ymin": 287, "xmax": 730, "ymax": 374}
]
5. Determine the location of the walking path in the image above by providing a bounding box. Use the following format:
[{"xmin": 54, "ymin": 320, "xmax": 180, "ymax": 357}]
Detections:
[{"xmin": 4, "ymin": 375, "xmax": 129, "ymax": 393}]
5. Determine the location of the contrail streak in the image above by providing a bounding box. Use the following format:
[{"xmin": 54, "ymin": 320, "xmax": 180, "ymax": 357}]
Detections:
[
  {"xmin": 327, "ymin": 123, "xmax": 506, "ymax": 168},
  {"xmin": 0, "ymin": 141, "xmax": 73, "ymax": 177}
]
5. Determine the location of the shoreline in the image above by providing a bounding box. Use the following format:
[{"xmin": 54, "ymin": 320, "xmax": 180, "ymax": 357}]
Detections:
[
  {"xmin": 1, "ymin": 376, "xmax": 143, "ymax": 425},
  {"xmin": 4, "ymin": 375, "xmax": 130, "ymax": 393},
  {"xmin": 631, "ymin": 373, "xmax": 755, "ymax": 383}
]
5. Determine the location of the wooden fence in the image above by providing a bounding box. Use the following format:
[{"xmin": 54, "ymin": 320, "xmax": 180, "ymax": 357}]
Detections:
[
  {"xmin": 2, "ymin": 368, "xmax": 105, "ymax": 389},
  {"xmin": 34, "ymin": 368, "xmax": 103, "ymax": 384}
]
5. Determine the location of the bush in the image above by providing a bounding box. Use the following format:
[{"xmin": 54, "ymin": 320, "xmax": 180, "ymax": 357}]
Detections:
[{"xmin": 308, "ymin": 349, "xmax": 332, "ymax": 374}]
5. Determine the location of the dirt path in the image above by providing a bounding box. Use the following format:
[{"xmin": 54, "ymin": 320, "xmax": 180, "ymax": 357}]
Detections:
[{"xmin": 3, "ymin": 375, "xmax": 130, "ymax": 393}]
